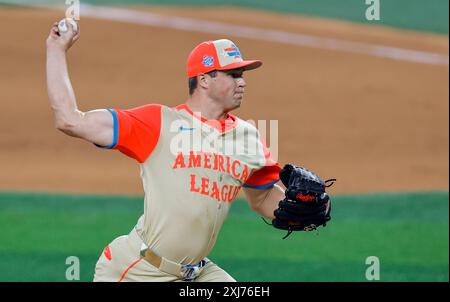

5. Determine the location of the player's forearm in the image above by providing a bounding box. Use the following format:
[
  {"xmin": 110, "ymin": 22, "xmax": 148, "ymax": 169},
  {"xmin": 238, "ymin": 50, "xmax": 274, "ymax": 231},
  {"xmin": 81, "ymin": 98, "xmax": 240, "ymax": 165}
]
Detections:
[
  {"xmin": 250, "ymin": 184, "xmax": 285, "ymax": 220},
  {"xmin": 46, "ymin": 47, "xmax": 83, "ymax": 130}
]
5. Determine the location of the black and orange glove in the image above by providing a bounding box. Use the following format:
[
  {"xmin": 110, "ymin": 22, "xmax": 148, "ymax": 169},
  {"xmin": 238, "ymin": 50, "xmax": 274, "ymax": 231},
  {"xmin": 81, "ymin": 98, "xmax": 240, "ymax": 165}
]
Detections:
[{"xmin": 271, "ymin": 164, "xmax": 336, "ymax": 239}]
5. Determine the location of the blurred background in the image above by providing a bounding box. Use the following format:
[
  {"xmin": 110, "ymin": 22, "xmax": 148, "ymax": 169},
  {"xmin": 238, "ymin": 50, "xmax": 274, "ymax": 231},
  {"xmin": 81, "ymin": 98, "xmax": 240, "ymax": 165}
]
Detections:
[{"xmin": 0, "ymin": 0, "xmax": 448, "ymax": 281}]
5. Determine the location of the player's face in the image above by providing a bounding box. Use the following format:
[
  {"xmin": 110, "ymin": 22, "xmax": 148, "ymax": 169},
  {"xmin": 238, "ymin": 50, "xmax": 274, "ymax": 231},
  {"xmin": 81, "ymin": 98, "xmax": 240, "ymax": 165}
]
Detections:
[{"xmin": 209, "ymin": 68, "xmax": 246, "ymax": 110}]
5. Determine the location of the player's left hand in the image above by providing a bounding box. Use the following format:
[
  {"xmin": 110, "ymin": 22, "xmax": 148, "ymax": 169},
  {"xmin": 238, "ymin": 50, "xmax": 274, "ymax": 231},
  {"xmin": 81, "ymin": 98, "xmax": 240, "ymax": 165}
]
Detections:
[{"xmin": 270, "ymin": 164, "xmax": 336, "ymax": 239}]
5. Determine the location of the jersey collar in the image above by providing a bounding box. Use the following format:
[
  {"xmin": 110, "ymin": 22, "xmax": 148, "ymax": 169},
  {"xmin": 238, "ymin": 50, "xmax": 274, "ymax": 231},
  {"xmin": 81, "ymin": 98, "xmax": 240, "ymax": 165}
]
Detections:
[{"xmin": 175, "ymin": 103, "xmax": 238, "ymax": 133}]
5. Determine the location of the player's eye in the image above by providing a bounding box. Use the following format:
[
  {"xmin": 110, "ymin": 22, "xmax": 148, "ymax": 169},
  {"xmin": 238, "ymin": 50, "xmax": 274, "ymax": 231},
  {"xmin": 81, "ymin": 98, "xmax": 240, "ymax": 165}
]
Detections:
[{"xmin": 229, "ymin": 72, "xmax": 243, "ymax": 78}]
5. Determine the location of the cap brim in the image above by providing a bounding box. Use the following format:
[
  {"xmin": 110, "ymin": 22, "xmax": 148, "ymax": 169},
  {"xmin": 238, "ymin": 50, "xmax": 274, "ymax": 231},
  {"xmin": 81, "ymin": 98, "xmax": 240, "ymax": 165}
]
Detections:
[{"xmin": 217, "ymin": 60, "xmax": 262, "ymax": 72}]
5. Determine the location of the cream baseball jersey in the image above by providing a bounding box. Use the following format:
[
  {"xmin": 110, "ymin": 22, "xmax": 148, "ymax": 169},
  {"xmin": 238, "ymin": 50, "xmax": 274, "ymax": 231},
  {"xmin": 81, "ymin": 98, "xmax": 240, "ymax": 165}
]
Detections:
[{"xmin": 99, "ymin": 103, "xmax": 281, "ymax": 265}]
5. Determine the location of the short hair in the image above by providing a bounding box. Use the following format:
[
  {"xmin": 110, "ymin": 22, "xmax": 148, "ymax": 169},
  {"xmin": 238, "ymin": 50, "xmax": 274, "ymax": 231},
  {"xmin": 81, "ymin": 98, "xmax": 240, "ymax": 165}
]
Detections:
[{"xmin": 188, "ymin": 70, "xmax": 218, "ymax": 96}]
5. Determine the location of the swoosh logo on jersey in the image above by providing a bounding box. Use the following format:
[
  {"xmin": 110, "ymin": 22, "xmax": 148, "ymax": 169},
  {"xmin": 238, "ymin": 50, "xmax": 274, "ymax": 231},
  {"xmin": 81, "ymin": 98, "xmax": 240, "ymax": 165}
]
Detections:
[{"xmin": 179, "ymin": 126, "xmax": 195, "ymax": 131}]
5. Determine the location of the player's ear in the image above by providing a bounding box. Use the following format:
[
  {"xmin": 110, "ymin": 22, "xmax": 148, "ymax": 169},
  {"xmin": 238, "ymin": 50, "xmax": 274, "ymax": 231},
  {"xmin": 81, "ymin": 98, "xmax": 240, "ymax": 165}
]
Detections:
[{"xmin": 198, "ymin": 74, "xmax": 209, "ymax": 89}]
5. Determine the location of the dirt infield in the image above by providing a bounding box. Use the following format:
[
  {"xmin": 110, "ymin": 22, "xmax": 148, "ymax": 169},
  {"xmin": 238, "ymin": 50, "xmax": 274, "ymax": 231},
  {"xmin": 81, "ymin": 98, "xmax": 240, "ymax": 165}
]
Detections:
[{"xmin": 0, "ymin": 6, "xmax": 448, "ymax": 194}]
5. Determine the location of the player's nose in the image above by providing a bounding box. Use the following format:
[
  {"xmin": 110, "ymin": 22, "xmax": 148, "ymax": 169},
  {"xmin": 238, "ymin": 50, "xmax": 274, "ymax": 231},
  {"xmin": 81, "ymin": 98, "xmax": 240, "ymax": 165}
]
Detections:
[{"xmin": 237, "ymin": 77, "xmax": 246, "ymax": 87}]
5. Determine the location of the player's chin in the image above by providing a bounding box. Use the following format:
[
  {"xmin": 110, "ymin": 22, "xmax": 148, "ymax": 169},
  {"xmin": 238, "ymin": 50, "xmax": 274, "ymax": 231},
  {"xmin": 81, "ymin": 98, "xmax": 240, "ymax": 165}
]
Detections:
[
  {"xmin": 233, "ymin": 94, "xmax": 244, "ymax": 106},
  {"xmin": 232, "ymin": 100, "xmax": 242, "ymax": 110}
]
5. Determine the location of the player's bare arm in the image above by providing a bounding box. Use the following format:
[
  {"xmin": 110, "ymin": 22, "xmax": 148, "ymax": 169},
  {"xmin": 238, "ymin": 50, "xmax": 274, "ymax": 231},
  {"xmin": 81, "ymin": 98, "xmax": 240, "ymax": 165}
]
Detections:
[
  {"xmin": 243, "ymin": 184, "xmax": 285, "ymax": 219},
  {"xmin": 46, "ymin": 21, "xmax": 114, "ymax": 147}
]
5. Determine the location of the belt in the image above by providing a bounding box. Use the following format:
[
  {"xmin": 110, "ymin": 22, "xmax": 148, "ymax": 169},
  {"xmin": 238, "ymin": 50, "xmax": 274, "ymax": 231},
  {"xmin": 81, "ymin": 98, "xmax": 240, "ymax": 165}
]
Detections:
[
  {"xmin": 142, "ymin": 248, "xmax": 162, "ymax": 268},
  {"xmin": 139, "ymin": 243, "xmax": 207, "ymax": 281}
]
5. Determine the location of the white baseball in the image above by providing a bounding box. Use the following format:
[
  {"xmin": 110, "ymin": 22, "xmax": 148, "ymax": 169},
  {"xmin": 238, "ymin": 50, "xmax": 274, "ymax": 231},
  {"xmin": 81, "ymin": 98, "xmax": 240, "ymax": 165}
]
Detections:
[{"xmin": 58, "ymin": 18, "xmax": 78, "ymax": 33}]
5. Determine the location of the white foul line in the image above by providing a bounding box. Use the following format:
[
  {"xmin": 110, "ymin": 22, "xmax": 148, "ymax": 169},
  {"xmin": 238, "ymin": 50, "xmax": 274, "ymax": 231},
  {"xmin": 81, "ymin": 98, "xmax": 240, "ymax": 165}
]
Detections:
[
  {"xmin": 2, "ymin": 1, "xmax": 449, "ymax": 66},
  {"xmin": 78, "ymin": 5, "xmax": 449, "ymax": 66}
]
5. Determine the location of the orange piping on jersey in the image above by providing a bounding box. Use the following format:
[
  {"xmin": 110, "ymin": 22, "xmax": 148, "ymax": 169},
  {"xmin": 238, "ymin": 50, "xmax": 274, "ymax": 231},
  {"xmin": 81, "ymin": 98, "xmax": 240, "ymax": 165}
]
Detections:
[
  {"xmin": 175, "ymin": 103, "xmax": 238, "ymax": 133},
  {"xmin": 118, "ymin": 257, "xmax": 143, "ymax": 282}
]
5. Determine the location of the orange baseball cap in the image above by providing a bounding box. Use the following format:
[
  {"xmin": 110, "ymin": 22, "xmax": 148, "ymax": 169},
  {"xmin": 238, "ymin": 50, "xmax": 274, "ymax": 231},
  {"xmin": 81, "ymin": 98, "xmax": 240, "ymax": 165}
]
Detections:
[{"xmin": 187, "ymin": 39, "xmax": 262, "ymax": 78}]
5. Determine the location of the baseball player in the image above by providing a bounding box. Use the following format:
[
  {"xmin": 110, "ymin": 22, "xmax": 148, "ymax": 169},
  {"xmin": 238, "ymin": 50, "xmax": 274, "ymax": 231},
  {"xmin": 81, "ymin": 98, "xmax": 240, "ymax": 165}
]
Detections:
[{"xmin": 46, "ymin": 20, "xmax": 332, "ymax": 282}]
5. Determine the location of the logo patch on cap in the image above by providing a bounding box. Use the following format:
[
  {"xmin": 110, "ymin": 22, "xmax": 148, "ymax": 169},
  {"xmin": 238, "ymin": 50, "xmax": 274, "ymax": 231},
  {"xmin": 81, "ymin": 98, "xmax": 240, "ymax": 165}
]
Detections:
[
  {"xmin": 224, "ymin": 44, "xmax": 242, "ymax": 58},
  {"xmin": 202, "ymin": 55, "xmax": 214, "ymax": 67}
]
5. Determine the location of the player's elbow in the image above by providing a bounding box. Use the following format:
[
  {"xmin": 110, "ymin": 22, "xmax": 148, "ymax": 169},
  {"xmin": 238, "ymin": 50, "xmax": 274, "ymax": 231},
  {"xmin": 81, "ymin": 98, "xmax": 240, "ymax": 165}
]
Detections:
[
  {"xmin": 257, "ymin": 203, "xmax": 276, "ymax": 219},
  {"xmin": 53, "ymin": 108, "xmax": 83, "ymax": 131},
  {"xmin": 253, "ymin": 205, "xmax": 275, "ymax": 220},
  {"xmin": 55, "ymin": 121, "xmax": 76, "ymax": 137},
  {"xmin": 248, "ymin": 200, "xmax": 262, "ymax": 213},
  {"xmin": 54, "ymin": 115, "xmax": 72, "ymax": 130},
  {"xmin": 54, "ymin": 119, "xmax": 66, "ymax": 131},
  {"xmin": 248, "ymin": 198, "xmax": 272, "ymax": 219},
  {"xmin": 54, "ymin": 116, "xmax": 83, "ymax": 138},
  {"xmin": 247, "ymin": 186, "xmax": 282, "ymax": 220}
]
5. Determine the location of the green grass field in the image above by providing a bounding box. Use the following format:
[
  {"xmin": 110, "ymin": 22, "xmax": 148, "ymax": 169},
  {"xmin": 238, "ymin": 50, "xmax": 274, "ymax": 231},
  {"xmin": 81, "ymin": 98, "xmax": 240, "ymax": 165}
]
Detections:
[{"xmin": 0, "ymin": 191, "xmax": 448, "ymax": 282}]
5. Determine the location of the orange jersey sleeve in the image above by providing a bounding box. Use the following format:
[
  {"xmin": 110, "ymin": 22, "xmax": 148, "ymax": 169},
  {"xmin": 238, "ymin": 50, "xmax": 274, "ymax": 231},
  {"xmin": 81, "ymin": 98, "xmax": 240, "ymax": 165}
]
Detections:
[
  {"xmin": 96, "ymin": 104, "xmax": 162, "ymax": 163},
  {"xmin": 243, "ymin": 138, "xmax": 281, "ymax": 189}
]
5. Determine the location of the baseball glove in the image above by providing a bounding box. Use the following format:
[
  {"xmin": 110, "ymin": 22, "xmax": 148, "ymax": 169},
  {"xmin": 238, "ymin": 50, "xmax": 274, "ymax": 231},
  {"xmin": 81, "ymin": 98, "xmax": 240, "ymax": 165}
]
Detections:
[{"xmin": 268, "ymin": 164, "xmax": 336, "ymax": 239}]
